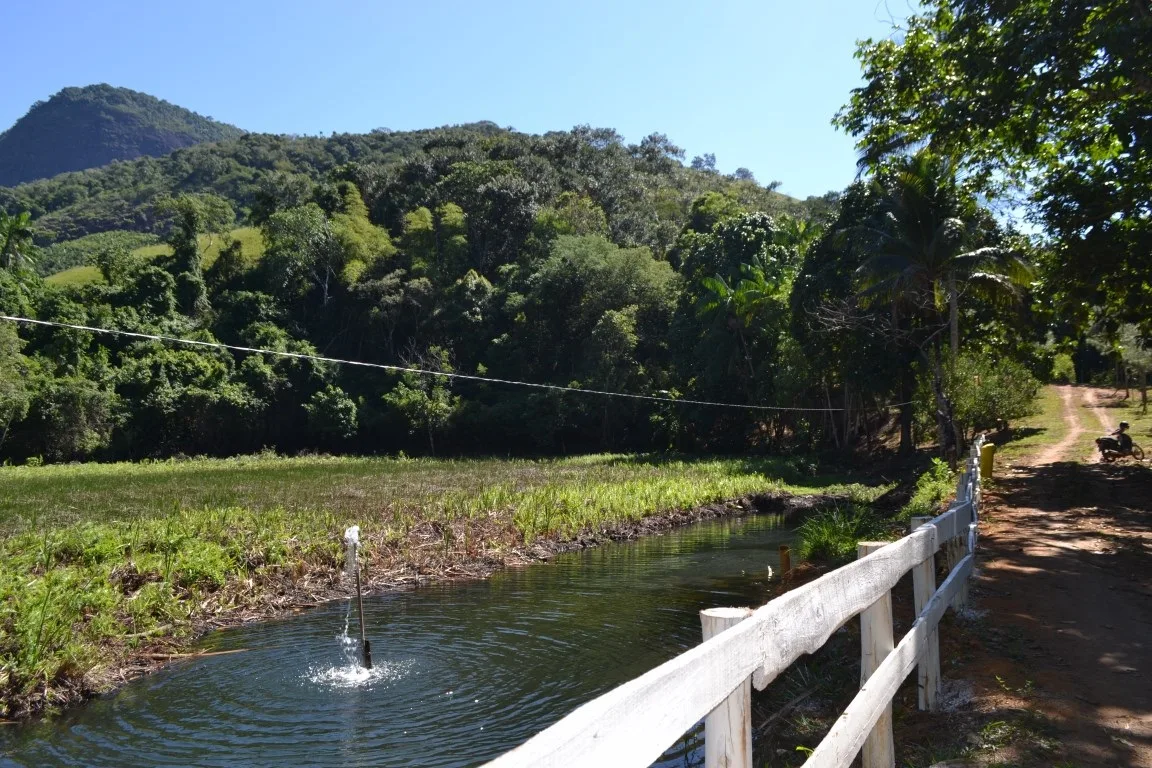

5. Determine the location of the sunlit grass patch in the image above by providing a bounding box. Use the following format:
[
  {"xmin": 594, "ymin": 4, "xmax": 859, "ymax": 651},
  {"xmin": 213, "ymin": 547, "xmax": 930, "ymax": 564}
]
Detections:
[
  {"xmin": 44, "ymin": 227, "xmax": 264, "ymax": 286},
  {"xmin": 0, "ymin": 452, "xmax": 874, "ymax": 534},
  {"xmin": 994, "ymin": 385, "xmax": 1070, "ymax": 464}
]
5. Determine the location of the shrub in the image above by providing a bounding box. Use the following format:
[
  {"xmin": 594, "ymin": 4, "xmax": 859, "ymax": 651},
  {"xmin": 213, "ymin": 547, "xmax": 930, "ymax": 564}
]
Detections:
[
  {"xmin": 1051, "ymin": 353, "xmax": 1076, "ymax": 384},
  {"xmin": 304, "ymin": 385, "xmax": 359, "ymax": 443},
  {"xmin": 797, "ymin": 504, "xmax": 885, "ymax": 563},
  {"xmin": 916, "ymin": 350, "xmax": 1042, "ymax": 443},
  {"xmin": 899, "ymin": 459, "xmax": 955, "ymax": 520}
]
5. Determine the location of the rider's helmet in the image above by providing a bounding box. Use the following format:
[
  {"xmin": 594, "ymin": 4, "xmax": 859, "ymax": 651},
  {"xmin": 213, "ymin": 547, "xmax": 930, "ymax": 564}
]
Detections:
[{"xmin": 1120, "ymin": 421, "xmax": 1130, "ymax": 430}]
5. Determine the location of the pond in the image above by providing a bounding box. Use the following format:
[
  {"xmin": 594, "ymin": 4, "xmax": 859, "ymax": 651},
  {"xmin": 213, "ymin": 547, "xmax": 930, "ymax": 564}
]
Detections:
[{"xmin": 1, "ymin": 512, "xmax": 797, "ymax": 768}]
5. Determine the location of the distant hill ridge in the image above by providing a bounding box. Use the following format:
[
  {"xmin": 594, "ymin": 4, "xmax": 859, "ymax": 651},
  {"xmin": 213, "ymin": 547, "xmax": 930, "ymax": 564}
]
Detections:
[
  {"xmin": 0, "ymin": 84, "xmax": 245, "ymax": 186},
  {"xmin": 0, "ymin": 87, "xmax": 830, "ymax": 276}
]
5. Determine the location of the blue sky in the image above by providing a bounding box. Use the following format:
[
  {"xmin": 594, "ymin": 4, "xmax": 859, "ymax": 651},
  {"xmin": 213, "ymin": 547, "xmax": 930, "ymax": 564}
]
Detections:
[{"xmin": 3, "ymin": 0, "xmax": 904, "ymax": 199}]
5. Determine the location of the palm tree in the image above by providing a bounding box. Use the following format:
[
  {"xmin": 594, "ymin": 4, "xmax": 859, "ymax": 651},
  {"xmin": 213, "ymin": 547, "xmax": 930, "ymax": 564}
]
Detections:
[
  {"xmin": 697, "ymin": 264, "xmax": 784, "ymax": 382},
  {"xmin": 855, "ymin": 151, "xmax": 1032, "ymax": 355},
  {"xmin": 853, "ymin": 150, "xmax": 1031, "ymax": 460},
  {"xmin": 0, "ymin": 211, "xmax": 35, "ymax": 271}
]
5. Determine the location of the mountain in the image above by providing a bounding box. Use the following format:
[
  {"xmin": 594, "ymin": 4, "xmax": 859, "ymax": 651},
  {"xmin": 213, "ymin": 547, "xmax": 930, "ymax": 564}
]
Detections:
[{"xmin": 0, "ymin": 84, "xmax": 245, "ymax": 186}]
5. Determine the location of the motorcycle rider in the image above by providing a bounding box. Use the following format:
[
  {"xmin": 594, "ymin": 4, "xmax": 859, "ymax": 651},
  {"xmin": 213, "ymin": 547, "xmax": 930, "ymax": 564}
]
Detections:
[{"xmin": 1113, "ymin": 421, "xmax": 1133, "ymax": 453}]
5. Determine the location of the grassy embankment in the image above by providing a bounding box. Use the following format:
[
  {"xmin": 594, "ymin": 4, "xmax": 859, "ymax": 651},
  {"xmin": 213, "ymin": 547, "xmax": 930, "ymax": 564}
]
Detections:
[
  {"xmin": 0, "ymin": 452, "xmax": 883, "ymax": 718},
  {"xmin": 43, "ymin": 227, "xmax": 263, "ymax": 286},
  {"xmin": 795, "ymin": 385, "xmax": 1067, "ymax": 564},
  {"xmin": 795, "ymin": 459, "xmax": 956, "ymax": 563}
]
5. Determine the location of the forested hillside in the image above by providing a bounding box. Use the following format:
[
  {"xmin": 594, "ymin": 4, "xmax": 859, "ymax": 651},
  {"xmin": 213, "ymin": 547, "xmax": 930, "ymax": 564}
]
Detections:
[
  {"xmin": 0, "ymin": 93, "xmax": 1046, "ymax": 465},
  {"xmin": 0, "ymin": 85, "xmax": 244, "ymax": 187},
  {"xmin": 2, "ymin": 119, "xmax": 821, "ymax": 255}
]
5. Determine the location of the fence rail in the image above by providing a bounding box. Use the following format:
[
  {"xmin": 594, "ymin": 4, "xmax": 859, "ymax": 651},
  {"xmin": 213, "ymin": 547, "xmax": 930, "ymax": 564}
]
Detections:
[{"xmin": 484, "ymin": 438, "xmax": 986, "ymax": 768}]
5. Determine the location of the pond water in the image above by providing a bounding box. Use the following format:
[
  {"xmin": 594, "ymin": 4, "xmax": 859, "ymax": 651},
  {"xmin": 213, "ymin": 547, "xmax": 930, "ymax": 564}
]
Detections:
[{"xmin": 1, "ymin": 512, "xmax": 796, "ymax": 768}]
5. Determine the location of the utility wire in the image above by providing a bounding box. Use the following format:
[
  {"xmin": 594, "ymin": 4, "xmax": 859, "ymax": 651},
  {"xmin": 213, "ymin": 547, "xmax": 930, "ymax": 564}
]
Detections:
[{"xmin": 0, "ymin": 314, "xmax": 911, "ymax": 413}]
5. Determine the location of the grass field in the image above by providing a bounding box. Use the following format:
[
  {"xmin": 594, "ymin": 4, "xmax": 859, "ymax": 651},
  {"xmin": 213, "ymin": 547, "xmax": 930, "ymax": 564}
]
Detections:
[
  {"xmin": 0, "ymin": 452, "xmax": 884, "ymax": 717},
  {"xmin": 991, "ymin": 385, "xmax": 1069, "ymax": 464},
  {"xmin": 44, "ymin": 227, "xmax": 264, "ymax": 286}
]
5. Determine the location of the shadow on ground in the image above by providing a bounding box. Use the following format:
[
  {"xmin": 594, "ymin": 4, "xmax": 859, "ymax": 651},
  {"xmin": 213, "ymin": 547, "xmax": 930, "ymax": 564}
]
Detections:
[{"xmin": 960, "ymin": 460, "xmax": 1152, "ymax": 766}]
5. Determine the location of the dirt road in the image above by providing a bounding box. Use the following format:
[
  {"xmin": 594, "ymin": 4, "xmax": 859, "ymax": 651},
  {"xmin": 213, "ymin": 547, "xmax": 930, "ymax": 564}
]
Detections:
[{"xmin": 966, "ymin": 386, "xmax": 1152, "ymax": 766}]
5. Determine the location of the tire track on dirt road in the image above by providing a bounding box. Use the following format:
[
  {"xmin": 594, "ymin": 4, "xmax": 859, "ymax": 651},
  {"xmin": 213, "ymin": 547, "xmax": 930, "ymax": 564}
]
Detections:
[
  {"xmin": 959, "ymin": 385, "xmax": 1152, "ymax": 766},
  {"xmin": 1084, "ymin": 387, "xmax": 1115, "ymax": 434},
  {"xmin": 1034, "ymin": 385, "xmax": 1084, "ymax": 464}
]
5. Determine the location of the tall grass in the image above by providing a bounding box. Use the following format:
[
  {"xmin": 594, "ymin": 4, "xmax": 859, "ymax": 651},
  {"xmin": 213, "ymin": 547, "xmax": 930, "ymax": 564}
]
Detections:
[
  {"xmin": 898, "ymin": 459, "xmax": 956, "ymax": 521},
  {"xmin": 795, "ymin": 504, "xmax": 887, "ymax": 563},
  {"xmin": 795, "ymin": 459, "xmax": 957, "ymax": 565},
  {"xmin": 0, "ymin": 452, "xmax": 875, "ymax": 534}
]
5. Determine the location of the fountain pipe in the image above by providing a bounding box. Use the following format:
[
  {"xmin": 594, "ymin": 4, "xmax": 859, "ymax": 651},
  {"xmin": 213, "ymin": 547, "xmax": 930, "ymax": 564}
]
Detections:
[{"xmin": 352, "ymin": 541, "xmax": 372, "ymax": 669}]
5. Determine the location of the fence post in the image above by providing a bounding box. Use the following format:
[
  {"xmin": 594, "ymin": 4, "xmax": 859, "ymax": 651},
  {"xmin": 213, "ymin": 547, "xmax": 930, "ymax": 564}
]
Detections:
[
  {"xmin": 700, "ymin": 607, "xmax": 753, "ymax": 768},
  {"xmin": 909, "ymin": 518, "xmax": 940, "ymax": 711},
  {"xmin": 970, "ymin": 447, "xmax": 981, "ymax": 518},
  {"xmin": 857, "ymin": 542, "xmax": 895, "ymax": 768},
  {"xmin": 948, "ymin": 516, "xmax": 969, "ymax": 610}
]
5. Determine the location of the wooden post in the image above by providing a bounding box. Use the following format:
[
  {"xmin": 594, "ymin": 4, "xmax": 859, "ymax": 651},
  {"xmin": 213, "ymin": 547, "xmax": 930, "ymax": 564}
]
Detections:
[
  {"xmin": 857, "ymin": 542, "xmax": 895, "ymax": 768},
  {"xmin": 778, "ymin": 545, "xmax": 791, "ymax": 576},
  {"xmin": 947, "ymin": 535, "xmax": 967, "ymax": 610},
  {"xmin": 700, "ymin": 607, "xmax": 753, "ymax": 768},
  {"xmin": 909, "ymin": 518, "xmax": 940, "ymax": 711}
]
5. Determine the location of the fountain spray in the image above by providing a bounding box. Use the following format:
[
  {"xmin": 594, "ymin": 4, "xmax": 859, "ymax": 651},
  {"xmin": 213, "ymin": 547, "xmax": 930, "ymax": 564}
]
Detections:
[{"xmin": 343, "ymin": 526, "xmax": 372, "ymax": 669}]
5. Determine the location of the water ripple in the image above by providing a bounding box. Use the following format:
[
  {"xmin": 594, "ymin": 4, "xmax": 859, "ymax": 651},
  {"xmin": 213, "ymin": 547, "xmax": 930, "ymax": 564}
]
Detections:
[{"xmin": 0, "ymin": 513, "xmax": 792, "ymax": 768}]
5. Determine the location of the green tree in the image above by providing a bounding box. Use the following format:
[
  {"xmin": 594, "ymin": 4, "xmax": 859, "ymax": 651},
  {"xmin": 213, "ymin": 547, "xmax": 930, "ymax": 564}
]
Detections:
[
  {"xmin": 854, "ymin": 151, "xmax": 1031, "ymax": 357},
  {"xmin": 697, "ymin": 265, "xmax": 787, "ymax": 383},
  {"xmin": 837, "ymin": 0, "xmax": 1152, "ymax": 327},
  {"xmin": 330, "ymin": 185, "xmax": 395, "ymax": 284},
  {"xmin": 154, "ymin": 194, "xmax": 234, "ymax": 315},
  {"xmin": 534, "ymin": 192, "xmax": 609, "ymax": 240},
  {"xmin": 791, "ymin": 182, "xmax": 908, "ymax": 452},
  {"xmin": 1116, "ymin": 324, "xmax": 1152, "ymax": 413},
  {"xmin": 0, "ymin": 211, "xmax": 35, "ymax": 271},
  {"xmin": 850, "ymin": 151, "xmax": 1029, "ymax": 457},
  {"xmin": 0, "ymin": 324, "xmax": 31, "ymax": 451},
  {"xmin": 916, "ymin": 350, "xmax": 1040, "ymax": 443},
  {"xmin": 258, "ymin": 203, "xmax": 341, "ymax": 306},
  {"xmin": 20, "ymin": 375, "xmax": 120, "ymax": 462},
  {"xmin": 382, "ymin": 347, "xmax": 460, "ymax": 455},
  {"xmin": 304, "ymin": 385, "xmax": 359, "ymax": 445}
]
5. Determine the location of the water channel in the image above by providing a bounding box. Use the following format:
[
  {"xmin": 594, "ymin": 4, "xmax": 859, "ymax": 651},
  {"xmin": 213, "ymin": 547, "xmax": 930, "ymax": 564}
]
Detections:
[{"xmin": 1, "ymin": 512, "xmax": 798, "ymax": 768}]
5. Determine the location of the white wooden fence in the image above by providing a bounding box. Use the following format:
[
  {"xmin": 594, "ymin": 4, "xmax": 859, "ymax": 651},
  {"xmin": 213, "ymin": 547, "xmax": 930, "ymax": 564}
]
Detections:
[{"xmin": 483, "ymin": 438, "xmax": 986, "ymax": 768}]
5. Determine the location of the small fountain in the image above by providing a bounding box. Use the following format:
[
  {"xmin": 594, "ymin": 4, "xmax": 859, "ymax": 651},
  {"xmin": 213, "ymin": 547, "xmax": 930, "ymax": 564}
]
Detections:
[{"xmin": 343, "ymin": 525, "xmax": 372, "ymax": 669}]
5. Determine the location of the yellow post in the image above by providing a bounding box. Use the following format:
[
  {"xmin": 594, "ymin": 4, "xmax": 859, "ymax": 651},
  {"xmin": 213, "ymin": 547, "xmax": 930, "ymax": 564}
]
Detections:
[{"xmin": 980, "ymin": 442, "xmax": 996, "ymax": 479}]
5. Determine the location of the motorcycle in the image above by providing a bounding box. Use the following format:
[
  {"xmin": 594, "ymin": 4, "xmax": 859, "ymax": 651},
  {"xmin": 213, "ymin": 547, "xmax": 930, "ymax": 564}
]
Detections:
[{"xmin": 1095, "ymin": 435, "xmax": 1145, "ymax": 462}]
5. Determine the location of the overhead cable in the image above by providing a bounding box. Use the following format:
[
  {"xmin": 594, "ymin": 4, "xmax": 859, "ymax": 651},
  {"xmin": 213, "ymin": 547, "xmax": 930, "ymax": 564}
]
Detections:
[{"xmin": 0, "ymin": 314, "xmax": 911, "ymax": 413}]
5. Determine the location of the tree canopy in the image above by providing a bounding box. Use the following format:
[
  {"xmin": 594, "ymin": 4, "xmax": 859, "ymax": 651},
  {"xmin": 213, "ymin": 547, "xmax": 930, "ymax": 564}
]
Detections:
[
  {"xmin": 837, "ymin": 0, "xmax": 1152, "ymax": 325},
  {"xmin": 0, "ymin": 102, "xmax": 1055, "ymax": 463}
]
